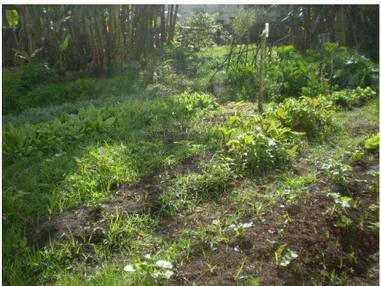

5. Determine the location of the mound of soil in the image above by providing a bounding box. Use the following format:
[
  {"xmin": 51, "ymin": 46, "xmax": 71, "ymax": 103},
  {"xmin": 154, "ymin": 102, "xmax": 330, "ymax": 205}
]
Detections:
[
  {"xmin": 169, "ymin": 158, "xmax": 379, "ymax": 285},
  {"xmin": 26, "ymin": 153, "xmax": 209, "ymax": 248}
]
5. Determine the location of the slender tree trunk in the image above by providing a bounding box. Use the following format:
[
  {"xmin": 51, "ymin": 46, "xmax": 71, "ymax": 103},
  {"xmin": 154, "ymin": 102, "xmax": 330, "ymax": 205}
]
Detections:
[
  {"xmin": 155, "ymin": 6, "xmax": 160, "ymax": 48},
  {"xmin": 168, "ymin": 5, "xmax": 173, "ymax": 43},
  {"xmin": 147, "ymin": 6, "xmax": 154, "ymax": 52},
  {"xmin": 326, "ymin": 7, "xmax": 336, "ymax": 43},
  {"xmin": 129, "ymin": 5, "xmax": 134, "ymax": 62},
  {"xmin": 226, "ymin": 34, "xmax": 236, "ymax": 73},
  {"xmin": 358, "ymin": 8, "xmax": 366, "ymax": 50},
  {"xmin": 303, "ymin": 6, "xmax": 311, "ymax": 51},
  {"xmin": 121, "ymin": 5, "xmax": 128, "ymax": 62},
  {"xmin": 109, "ymin": 5, "xmax": 123, "ymax": 74},
  {"xmin": 160, "ymin": 5, "xmax": 166, "ymax": 46},
  {"xmin": 95, "ymin": 6, "xmax": 109, "ymax": 76},
  {"xmin": 345, "ymin": 6, "xmax": 358, "ymax": 47},
  {"xmin": 336, "ymin": 5, "xmax": 346, "ymax": 46},
  {"xmin": 20, "ymin": 6, "xmax": 33, "ymax": 62},
  {"xmin": 168, "ymin": 4, "xmax": 178, "ymax": 44},
  {"xmin": 291, "ymin": 8, "xmax": 299, "ymax": 50}
]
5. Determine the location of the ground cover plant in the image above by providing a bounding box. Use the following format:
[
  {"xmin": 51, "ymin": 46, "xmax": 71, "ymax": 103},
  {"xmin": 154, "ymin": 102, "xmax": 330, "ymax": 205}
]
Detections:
[{"xmin": 2, "ymin": 5, "xmax": 380, "ymax": 285}]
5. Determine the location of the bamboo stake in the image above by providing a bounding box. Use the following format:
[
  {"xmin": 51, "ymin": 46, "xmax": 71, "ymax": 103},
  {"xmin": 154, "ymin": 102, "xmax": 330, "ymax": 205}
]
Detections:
[{"xmin": 258, "ymin": 24, "xmax": 269, "ymax": 114}]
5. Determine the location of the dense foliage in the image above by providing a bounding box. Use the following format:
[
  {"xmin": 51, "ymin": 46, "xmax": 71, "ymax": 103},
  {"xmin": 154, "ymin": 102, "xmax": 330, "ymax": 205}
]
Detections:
[{"xmin": 2, "ymin": 4, "xmax": 379, "ymax": 286}]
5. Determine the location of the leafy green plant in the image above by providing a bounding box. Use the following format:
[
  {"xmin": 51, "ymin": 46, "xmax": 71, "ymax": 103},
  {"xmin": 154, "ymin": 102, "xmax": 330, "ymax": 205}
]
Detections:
[
  {"xmin": 321, "ymin": 159, "xmax": 353, "ymax": 185},
  {"xmin": 177, "ymin": 12, "xmax": 222, "ymax": 52},
  {"xmin": 124, "ymin": 259, "xmax": 174, "ymax": 282},
  {"xmin": 214, "ymin": 113, "xmax": 302, "ymax": 175},
  {"xmin": 325, "ymin": 192, "xmax": 355, "ymax": 230},
  {"xmin": 274, "ymin": 243, "xmax": 287, "ymax": 265},
  {"xmin": 175, "ymin": 91, "xmax": 219, "ymax": 114},
  {"xmin": 227, "ymin": 63, "xmax": 258, "ymax": 101},
  {"xmin": 332, "ymin": 51, "xmax": 379, "ymax": 89},
  {"xmin": 279, "ymin": 249, "xmax": 299, "ymax": 267},
  {"xmin": 365, "ymin": 133, "xmax": 379, "ymax": 151},
  {"xmin": 273, "ymin": 45, "xmax": 319, "ymax": 99},
  {"xmin": 274, "ymin": 243, "xmax": 299, "ymax": 267},
  {"xmin": 267, "ymin": 96, "xmax": 335, "ymax": 140},
  {"xmin": 327, "ymin": 86, "xmax": 376, "ymax": 110}
]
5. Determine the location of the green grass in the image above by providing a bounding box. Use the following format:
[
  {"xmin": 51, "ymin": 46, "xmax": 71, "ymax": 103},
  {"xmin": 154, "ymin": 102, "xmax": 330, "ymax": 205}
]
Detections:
[{"xmin": 3, "ymin": 66, "xmax": 142, "ymax": 116}]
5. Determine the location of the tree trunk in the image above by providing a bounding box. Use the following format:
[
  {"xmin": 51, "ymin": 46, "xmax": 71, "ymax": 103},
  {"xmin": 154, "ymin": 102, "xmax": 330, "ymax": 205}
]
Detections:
[
  {"xmin": 303, "ymin": 6, "xmax": 311, "ymax": 51},
  {"xmin": 20, "ymin": 5, "xmax": 33, "ymax": 62},
  {"xmin": 160, "ymin": 5, "xmax": 166, "ymax": 46},
  {"xmin": 168, "ymin": 4, "xmax": 178, "ymax": 44},
  {"xmin": 121, "ymin": 5, "xmax": 128, "ymax": 62},
  {"xmin": 109, "ymin": 5, "xmax": 123, "ymax": 74},
  {"xmin": 168, "ymin": 5, "xmax": 173, "ymax": 43},
  {"xmin": 336, "ymin": 5, "xmax": 346, "ymax": 46},
  {"xmin": 345, "ymin": 6, "xmax": 358, "ymax": 47},
  {"xmin": 155, "ymin": 6, "xmax": 161, "ymax": 48},
  {"xmin": 95, "ymin": 6, "xmax": 109, "ymax": 76},
  {"xmin": 358, "ymin": 8, "xmax": 366, "ymax": 50},
  {"xmin": 226, "ymin": 34, "xmax": 236, "ymax": 73}
]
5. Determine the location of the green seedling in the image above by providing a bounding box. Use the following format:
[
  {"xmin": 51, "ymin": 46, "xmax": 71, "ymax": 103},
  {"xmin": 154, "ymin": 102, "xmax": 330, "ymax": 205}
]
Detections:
[
  {"xmin": 321, "ymin": 159, "xmax": 353, "ymax": 184},
  {"xmin": 279, "ymin": 249, "xmax": 299, "ymax": 266},
  {"xmin": 234, "ymin": 256, "xmax": 247, "ymax": 280},
  {"xmin": 274, "ymin": 243, "xmax": 287, "ymax": 266},
  {"xmin": 274, "ymin": 243, "xmax": 298, "ymax": 267}
]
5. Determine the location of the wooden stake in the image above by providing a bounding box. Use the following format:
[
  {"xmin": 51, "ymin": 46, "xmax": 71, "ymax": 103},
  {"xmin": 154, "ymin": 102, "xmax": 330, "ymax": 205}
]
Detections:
[{"xmin": 258, "ymin": 32, "xmax": 266, "ymax": 114}]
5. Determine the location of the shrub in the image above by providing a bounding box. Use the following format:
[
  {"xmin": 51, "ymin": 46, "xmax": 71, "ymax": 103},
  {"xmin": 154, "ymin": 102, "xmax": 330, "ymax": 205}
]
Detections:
[
  {"xmin": 215, "ymin": 114, "xmax": 302, "ymax": 175},
  {"xmin": 177, "ymin": 12, "xmax": 222, "ymax": 51},
  {"xmin": 312, "ymin": 42, "xmax": 379, "ymax": 89},
  {"xmin": 267, "ymin": 96, "xmax": 335, "ymax": 140},
  {"xmin": 3, "ymin": 66, "xmax": 142, "ymax": 116},
  {"xmin": 275, "ymin": 46, "xmax": 310, "ymax": 97},
  {"xmin": 332, "ymin": 51, "xmax": 379, "ymax": 89},
  {"xmin": 227, "ymin": 63, "xmax": 258, "ymax": 100},
  {"xmin": 326, "ymin": 86, "xmax": 377, "ymax": 110},
  {"xmin": 2, "ymin": 64, "xmax": 60, "ymax": 115},
  {"xmin": 227, "ymin": 120, "xmax": 300, "ymax": 175},
  {"xmin": 175, "ymin": 92, "xmax": 219, "ymax": 114},
  {"xmin": 365, "ymin": 133, "xmax": 379, "ymax": 152}
]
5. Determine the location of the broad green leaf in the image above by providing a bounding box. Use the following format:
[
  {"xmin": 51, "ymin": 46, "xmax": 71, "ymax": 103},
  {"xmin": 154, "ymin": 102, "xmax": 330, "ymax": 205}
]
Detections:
[
  {"xmin": 365, "ymin": 133, "xmax": 379, "ymax": 151},
  {"xmin": 244, "ymin": 135, "xmax": 254, "ymax": 145},
  {"xmin": 228, "ymin": 116, "xmax": 241, "ymax": 127},
  {"xmin": 12, "ymin": 48, "xmax": 30, "ymax": 60},
  {"xmin": 6, "ymin": 9, "xmax": 19, "ymax": 27},
  {"xmin": 104, "ymin": 117, "xmax": 115, "ymax": 126},
  {"xmin": 59, "ymin": 34, "xmax": 71, "ymax": 52}
]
